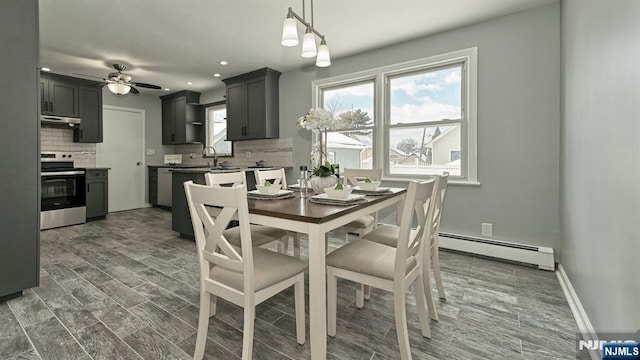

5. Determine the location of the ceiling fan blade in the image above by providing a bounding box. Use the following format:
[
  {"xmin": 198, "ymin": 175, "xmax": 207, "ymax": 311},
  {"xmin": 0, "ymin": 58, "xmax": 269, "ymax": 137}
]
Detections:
[
  {"xmin": 132, "ymin": 82, "xmax": 161, "ymax": 90},
  {"xmin": 129, "ymin": 86, "xmax": 140, "ymax": 95}
]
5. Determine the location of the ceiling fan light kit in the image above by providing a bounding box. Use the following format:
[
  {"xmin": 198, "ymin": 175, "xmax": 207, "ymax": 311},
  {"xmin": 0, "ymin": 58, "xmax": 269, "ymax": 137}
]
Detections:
[
  {"xmin": 107, "ymin": 82, "xmax": 131, "ymax": 95},
  {"xmin": 281, "ymin": 0, "xmax": 331, "ymax": 67}
]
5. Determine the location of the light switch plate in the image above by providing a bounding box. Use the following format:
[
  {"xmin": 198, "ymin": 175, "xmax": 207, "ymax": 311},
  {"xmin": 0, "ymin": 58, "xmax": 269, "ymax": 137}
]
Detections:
[{"xmin": 146, "ymin": 148, "xmax": 156, "ymax": 155}]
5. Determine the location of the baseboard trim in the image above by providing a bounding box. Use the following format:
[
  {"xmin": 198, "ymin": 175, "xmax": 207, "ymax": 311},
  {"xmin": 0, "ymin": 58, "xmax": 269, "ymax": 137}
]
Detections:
[
  {"xmin": 438, "ymin": 232, "xmax": 555, "ymax": 270},
  {"xmin": 556, "ymin": 264, "xmax": 600, "ymax": 360}
]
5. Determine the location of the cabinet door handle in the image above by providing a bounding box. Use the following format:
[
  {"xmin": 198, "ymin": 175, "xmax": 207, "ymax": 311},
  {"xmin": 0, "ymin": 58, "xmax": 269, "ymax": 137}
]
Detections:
[
  {"xmin": 80, "ymin": 130, "xmax": 83, "ymax": 139},
  {"xmin": 87, "ymin": 183, "xmax": 90, "ymax": 193},
  {"xmin": 49, "ymin": 102, "xmax": 53, "ymax": 112}
]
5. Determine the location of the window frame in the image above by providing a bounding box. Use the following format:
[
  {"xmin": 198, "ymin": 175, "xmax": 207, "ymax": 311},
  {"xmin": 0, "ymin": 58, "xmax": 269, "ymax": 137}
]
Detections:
[
  {"xmin": 312, "ymin": 47, "xmax": 478, "ymax": 184},
  {"xmin": 204, "ymin": 100, "xmax": 233, "ymax": 158}
]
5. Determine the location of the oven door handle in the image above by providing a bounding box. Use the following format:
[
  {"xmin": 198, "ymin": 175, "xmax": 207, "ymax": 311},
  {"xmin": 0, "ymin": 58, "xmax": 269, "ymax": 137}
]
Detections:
[{"xmin": 41, "ymin": 171, "xmax": 85, "ymax": 176}]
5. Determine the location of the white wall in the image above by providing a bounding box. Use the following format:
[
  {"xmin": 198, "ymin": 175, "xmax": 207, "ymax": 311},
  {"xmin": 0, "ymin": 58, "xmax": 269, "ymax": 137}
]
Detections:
[
  {"xmin": 561, "ymin": 0, "xmax": 640, "ymax": 333},
  {"xmin": 279, "ymin": 4, "xmax": 561, "ymax": 255}
]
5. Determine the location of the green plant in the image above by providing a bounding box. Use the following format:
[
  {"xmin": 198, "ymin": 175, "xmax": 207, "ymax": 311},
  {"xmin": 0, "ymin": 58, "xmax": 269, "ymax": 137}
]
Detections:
[{"xmin": 312, "ymin": 161, "xmax": 338, "ymax": 177}]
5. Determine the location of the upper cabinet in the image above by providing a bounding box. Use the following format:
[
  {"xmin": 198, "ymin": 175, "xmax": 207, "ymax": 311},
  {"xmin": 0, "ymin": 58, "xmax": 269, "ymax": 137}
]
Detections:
[
  {"xmin": 73, "ymin": 85, "xmax": 103, "ymax": 143},
  {"xmin": 222, "ymin": 68, "xmax": 280, "ymax": 141},
  {"xmin": 160, "ymin": 90, "xmax": 204, "ymax": 145},
  {"xmin": 40, "ymin": 74, "xmax": 79, "ymax": 118},
  {"xmin": 40, "ymin": 72, "xmax": 104, "ymax": 143}
]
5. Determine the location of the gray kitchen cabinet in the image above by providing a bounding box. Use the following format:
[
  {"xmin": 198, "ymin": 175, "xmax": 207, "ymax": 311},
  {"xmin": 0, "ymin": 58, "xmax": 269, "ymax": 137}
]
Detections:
[
  {"xmin": 148, "ymin": 167, "xmax": 158, "ymax": 206},
  {"xmin": 172, "ymin": 171, "xmax": 206, "ymax": 238},
  {"xmin": 86, "ymin": 169, "xmax": 108, "ymax": 219},
  {"xmin": 160, "ymin": 90, "xmax": 204, "ymax": 145},
  {"xmin": 40, "ymin": 73, "xmax": 79, "ymax": 118},
  {"xmin": 1, "ymin": 0, "xmax": 39, "ymax": 302},
  {"xmin": 223, "ymin": 68, "xmax": 280, "ymax": 141},
  {"xmin": 74, "ymin": 85, "xmax": 103, "ymax": 143}
]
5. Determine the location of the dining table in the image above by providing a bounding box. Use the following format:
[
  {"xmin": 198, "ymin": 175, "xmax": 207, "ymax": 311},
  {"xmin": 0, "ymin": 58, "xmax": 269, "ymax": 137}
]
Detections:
[{"xmin": 245, "ymin": 188, "xmax": 407, "ymax": 359}]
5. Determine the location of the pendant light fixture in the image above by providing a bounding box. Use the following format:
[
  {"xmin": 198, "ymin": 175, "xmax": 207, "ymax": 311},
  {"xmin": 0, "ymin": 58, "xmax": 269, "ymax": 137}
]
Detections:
[{"xmin": 280, "ymin": 0, "xmax": 330, "ymax": 67}]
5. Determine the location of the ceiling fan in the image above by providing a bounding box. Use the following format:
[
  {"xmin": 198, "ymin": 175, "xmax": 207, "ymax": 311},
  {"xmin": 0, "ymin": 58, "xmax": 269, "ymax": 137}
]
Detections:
[{"xmin": 79, "ymin": 63, "xmax": 162, "ymax": 95}]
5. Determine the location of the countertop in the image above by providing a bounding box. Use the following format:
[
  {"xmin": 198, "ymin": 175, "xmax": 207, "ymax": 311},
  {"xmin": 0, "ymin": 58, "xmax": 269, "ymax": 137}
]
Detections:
[
  {"xmin": 85, "ymin": 167, "xmax": 111, "ymax": 170},
  {"xmin": 147, "ymin": 164, "xmax": 207, "ymax": 169},
  {"xmin": 170, "ymin": 166, "xmax": 292, "ymax": 174}
]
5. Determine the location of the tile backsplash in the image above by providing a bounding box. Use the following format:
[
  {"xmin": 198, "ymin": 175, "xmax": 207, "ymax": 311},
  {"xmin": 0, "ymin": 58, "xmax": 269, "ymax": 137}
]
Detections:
[
  {"xmin": 175, "ymin": 138, "xmax": 293, "ymax": 167},
  {"xmin": 40, "ymin": 128, "xmax": 96, "ymax": 168}
]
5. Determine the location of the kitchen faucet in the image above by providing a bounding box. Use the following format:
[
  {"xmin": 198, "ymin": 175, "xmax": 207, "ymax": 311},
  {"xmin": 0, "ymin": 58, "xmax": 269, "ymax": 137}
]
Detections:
[{"xmin": 202, "ymin": 146, "xmax": 218, "ymax": 167}]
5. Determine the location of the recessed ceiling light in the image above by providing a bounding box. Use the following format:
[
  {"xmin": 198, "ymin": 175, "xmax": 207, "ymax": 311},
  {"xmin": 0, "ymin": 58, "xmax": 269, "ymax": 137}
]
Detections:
[
  {"xmin": 213, "ymin": 73, "xmax": 221, "ymax": 78},
  {"xmin": 41, "ymin": 67, "xmax": 51, "ymax": 72},
  {"xmin": 186, "ymin": 81, "xmax": 193, "ymax": 85},
  {"xmin": 218, "ymin": 61, "xmax": 228, "ymax": 65},
  {"xmin": 163, "ymin": 88, "xmax": 171, "ymax": 91}
]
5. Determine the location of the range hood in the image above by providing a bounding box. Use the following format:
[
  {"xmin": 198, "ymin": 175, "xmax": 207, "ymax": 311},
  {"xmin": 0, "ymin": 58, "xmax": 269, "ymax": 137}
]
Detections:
[{"xmin": 41, "ymin": 115, "xmax": 81, "ymax": 129}]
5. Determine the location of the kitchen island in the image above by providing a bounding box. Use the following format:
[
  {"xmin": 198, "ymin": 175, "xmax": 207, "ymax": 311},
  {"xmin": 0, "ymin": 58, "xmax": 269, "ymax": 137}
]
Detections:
[{"xmin": 170, "ymin": 166, "xmax": 291, "ymax": 238}]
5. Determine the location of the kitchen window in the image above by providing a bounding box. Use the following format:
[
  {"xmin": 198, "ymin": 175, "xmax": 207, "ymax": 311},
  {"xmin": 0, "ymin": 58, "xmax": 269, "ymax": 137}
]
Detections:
[
  {"xmin": 314, "ymin": 47, "xmax": 477, "ymax": 183},
  {"xmin": 205, "ymin": 101, "xmax": 233, "ymax": 157}
]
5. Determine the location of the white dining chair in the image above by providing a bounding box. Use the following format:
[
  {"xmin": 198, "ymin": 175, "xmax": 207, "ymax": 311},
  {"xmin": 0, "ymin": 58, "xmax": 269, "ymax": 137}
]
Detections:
[
  {"xmin": 326, "ymin": 180, "xmax": 435, "ymax": 360},
  {"xmin": 340, "ymin": 168, "xmax": 383, "ymax": 241},
  {"xmin": 430, "ymin": 172, "xmax": 449, "ymax": 304},
  {"xmin": 184, "ymin": 181, "xmax": 307, "ymax": 360},
  {"xmin": 204, "ymin": 172, "xmax": 289, "ymax": 253},
  {"xmin": 253, "ymin": 168, "xmax": 302, "ymax": 257},
  {"xmin": 254, "ymin": 168, "xmax": 288, "ymax": 188},
  {"xmin": 362, "ymin": 172, "xmax": 449, "ymax": 321}
]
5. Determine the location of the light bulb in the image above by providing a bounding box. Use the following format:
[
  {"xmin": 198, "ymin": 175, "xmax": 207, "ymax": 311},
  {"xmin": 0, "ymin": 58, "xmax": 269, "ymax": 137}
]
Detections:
[
  {"xmin": 315, "ymin": 39, "xmax": 331, "ymax": 67},
  {"xmin": 301, "ymin": 29, "xmax": 317, "ymax": 58},
  {"xmin": 281, "ymin": 18, "xmax": 299, "ymax": 47}
]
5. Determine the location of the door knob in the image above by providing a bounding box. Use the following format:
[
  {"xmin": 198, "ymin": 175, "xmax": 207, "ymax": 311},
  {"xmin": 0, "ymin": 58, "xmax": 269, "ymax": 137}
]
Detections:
[{"xmin": 136, "ymin": 162, "xmax": 142, "ymax": 166}]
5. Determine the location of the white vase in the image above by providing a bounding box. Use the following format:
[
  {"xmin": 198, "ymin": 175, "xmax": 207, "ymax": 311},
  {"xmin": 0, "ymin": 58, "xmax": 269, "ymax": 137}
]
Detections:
[{"xmin": 309, "ymin": 175, "xmax": 338, "ymax": 194}]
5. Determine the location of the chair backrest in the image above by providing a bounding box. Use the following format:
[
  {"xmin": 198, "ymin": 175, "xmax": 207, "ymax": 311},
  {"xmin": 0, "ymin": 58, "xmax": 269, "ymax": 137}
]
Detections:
[
  {"xmin": 205, "ymin": 171, "xmax": 247, "ymax": 187},
  {"xmin": 429, "ymin": 172, "xmax": 449, "ymax": 246},
  {"xmin": 183, "ymin": 180, "xmax": 255, "ymax": 293},
  {"xmin": 343, "ymin": 168, "xmax": 382, "ymax": 187},
  {"xmin": 394, "ymin": 179, "xmax": 435, "ymax": 280},
  {"xmin": 254, "ymin": 168, "xmax": 288, "ymax": 189}
]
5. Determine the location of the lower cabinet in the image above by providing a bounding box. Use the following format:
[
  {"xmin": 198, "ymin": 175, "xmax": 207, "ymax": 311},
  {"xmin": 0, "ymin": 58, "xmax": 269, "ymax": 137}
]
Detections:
[
  {"xmin": 148, "ymin": 167, "xmax": 158, "ymax": 206},
  {"xmin": 172, "ymin": 171, "xmax": 205, "ymax": 238},
  {"xmin": 86, "ymin": 169, "xmax": 108, "ymax": 219}
]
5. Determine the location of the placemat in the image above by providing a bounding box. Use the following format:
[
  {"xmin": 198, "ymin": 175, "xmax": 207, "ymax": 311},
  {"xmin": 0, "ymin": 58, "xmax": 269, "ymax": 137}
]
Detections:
[
  {"xmin": 247, "ymin": 192, "xmax": 295, "ymax": 200},
  {"xmin": 309, "ymin": 197, "xmax": 367, "ymax": 206},
  {"xmin": 352, "ymin": 189, "xmax": 393, "ymax": 196}
]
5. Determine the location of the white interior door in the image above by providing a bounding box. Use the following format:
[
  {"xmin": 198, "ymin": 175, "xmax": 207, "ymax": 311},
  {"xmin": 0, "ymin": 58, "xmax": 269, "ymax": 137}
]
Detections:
[{"xmin": 97, "ymin": 106, "xmax": 145, "ymax": 212}]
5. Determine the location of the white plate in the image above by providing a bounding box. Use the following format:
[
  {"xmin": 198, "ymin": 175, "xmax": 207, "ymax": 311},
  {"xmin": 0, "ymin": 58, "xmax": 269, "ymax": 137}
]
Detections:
[
  {"xmin": 249, "ymin": 189, "xmax": 293, "ymax": 197},
  {"xmin": 353, "ymin": 186, "xmax": 390, "ymax": 192},
  {"xmin": 311, "ymin": 193, "xmax": 366, "ymax": 202}
]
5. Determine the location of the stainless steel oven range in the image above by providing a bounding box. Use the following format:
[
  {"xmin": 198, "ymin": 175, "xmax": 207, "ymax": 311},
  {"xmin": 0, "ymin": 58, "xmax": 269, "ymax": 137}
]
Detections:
[{"xmin": 41, "ymin": 152, "xmax": 86, "ymax": 230}]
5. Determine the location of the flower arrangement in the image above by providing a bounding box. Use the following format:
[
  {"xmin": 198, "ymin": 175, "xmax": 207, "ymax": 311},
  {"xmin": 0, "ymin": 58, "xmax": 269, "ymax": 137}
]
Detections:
[{"xmin": 298, "ymin": 108, "xmax": 346, "ymax": 177}]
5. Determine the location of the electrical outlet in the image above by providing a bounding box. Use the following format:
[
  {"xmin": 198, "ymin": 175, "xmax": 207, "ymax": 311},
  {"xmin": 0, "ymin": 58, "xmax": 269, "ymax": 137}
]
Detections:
[
  {"xmin": 245, "ymin": 151, "xmax": 251, "ymax": 158},
  {"xmin": 145, "ymin": 148, "xmax": 156, "ymax": 155},
  {"xmin": 481, "ymin": 223, "xmax": 493, "ymax": 237}
]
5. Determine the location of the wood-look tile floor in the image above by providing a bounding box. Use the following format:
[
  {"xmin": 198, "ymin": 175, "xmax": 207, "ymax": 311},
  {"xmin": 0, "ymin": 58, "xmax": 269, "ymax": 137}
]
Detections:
[{"xmin": 2, "ymin": 208, "xmax": 589, "ymax": 360}]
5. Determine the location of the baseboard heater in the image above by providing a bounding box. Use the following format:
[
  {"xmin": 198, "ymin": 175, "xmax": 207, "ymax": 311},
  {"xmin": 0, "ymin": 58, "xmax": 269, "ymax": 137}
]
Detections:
[{"xmin": 438, "ymin": 232, "xmax": 555, "ymax": 271}]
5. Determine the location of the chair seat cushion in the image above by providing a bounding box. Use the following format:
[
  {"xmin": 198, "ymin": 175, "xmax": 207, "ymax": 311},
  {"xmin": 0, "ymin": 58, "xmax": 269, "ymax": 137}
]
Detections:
[
  {"xmin": 223, "ymin": 225, "xmax": 287, "ymax": 248},
  {"xmin": 342, "ymin": 215, "xmax": 375, "ymax": 230},
  {"xmin": 209, "ymin": 247, "xmax": 308, "ymax": 292},
  {"xmin": 362, "ymin": 225, "xmax": 399, "ymax": 247},
  {"xmin": 326, "ymin": 239, "xmax": 416, "ymax": 280}
]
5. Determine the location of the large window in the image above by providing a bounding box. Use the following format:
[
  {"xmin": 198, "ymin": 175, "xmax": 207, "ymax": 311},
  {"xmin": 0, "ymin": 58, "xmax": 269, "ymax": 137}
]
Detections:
[
  {"xmin": 205, "ymin": 101, "xmax": 233, "ymax": 157},
  {"xmin": 315, "ymin": 48, "xmax": 477, "ymax": 183}
]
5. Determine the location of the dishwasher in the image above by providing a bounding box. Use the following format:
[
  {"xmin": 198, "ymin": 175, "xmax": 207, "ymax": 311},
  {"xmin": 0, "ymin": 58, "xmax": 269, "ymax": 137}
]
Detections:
[{"xmin": 157, "ymin": 168, "xmax": 172, "ymax": 207}]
